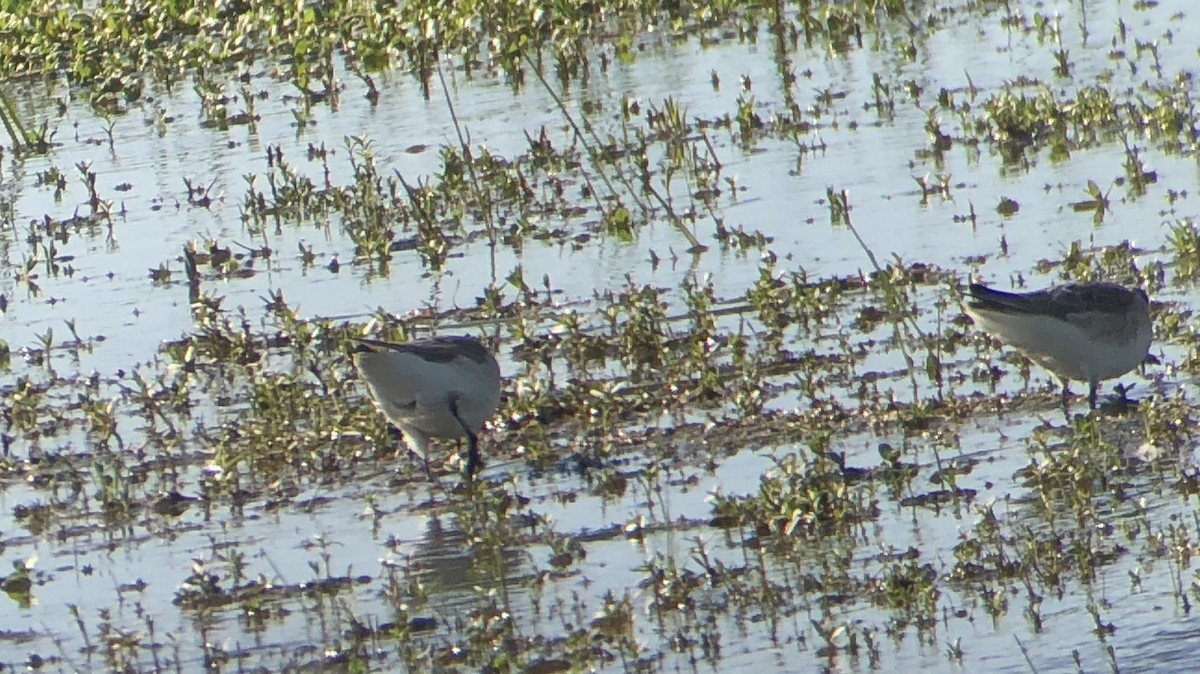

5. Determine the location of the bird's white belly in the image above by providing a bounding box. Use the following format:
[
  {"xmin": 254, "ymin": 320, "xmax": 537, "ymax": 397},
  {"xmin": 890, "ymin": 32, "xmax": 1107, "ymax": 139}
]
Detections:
[
  {"xmin": 380, "ymin": 395, "xmax": 470, "ymax": 438},
  {"xmin": 356, "ymin": 350, "xmax": 501, "ymax": 436},
  {"xmin": 975, "ymin": 313, "xmax": 1148, "ymax": 382}
]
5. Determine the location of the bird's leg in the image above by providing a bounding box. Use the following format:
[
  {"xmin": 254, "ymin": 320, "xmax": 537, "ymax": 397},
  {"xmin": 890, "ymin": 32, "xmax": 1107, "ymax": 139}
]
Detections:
[
  {"xmin": 447, "ymin": 393, "xmax": 482, "ymax": 479},
  {"xmin": 1060, "ymin": 380, "xmax": 1071, "ymax": 409},
  {"xmin": 465, "ymin": 432, "xmax": 481, "ymax": 480},
  {"xmin": 1088, "ymin": 381, "xmax": 1098, "ymax": 410},
  {"xmin": 401, "ymin": 429, "xmax": 437, "ymax": 482}
]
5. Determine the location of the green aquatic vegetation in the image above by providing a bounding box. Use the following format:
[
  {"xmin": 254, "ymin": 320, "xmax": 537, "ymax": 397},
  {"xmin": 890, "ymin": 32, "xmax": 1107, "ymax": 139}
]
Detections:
[
  {"xmin": 710, "ymin": 442, "xmax": 879, "ymax": 543},
  {"xmin": 679, "ymin": 273, "xmax": 723, "ymax": 397},
  {"xmin": 151, "ymin": 0, "xmax": 662, "ymax": 93},
  {"xmin": 608, "ymin": 280, "xmax": 670, "ymax": 380},
  {"xmin": 497, "ymin": 268, "xmax": 889, "ymax": 444},
  {"xmin": 1166, "ymin": 218, "xmax": 1200, "ymax": 281},
  {"xmin": 3, "ymin": 1, "xmax": 1199, "ymax": 670},
  {"xmin": 240, "ymin": 119, "xmax": 674, "ymax": 273},
  {"xmin": 1047, "ymin": 238, "xmax": 1138, "ymax": 285},
  {"xmin": 746, "ymin": 252, "xmax": 848, "ymax": 343},
  {"xmin": 0, "ymin": 88, "xmax": 52, "ymax": 153},
  {"xmin": 1139, "ymin": 393, "xmax": 1196, "ymax": 454},
  {"xmin": 527, "ymin": 63, "xmax": 707, "ymax": 253},
  {"xmin": 0, "ymin": 234, "xmax": 1178, "ymax": 669},
  {"xmin": 1068, "ymin": 179, "xmax": 1113, "ymax": 224},
  {"xmin": 241, "ymin": 145, "xmax": 323, "ymax": 226},
  {"xmin": 0, "ymin": 0, "xmax": 907, "ymax": 105},
  {"xmin": 174, "ymin": 554, "xmax": 368, "ymax": 613},
  {"xmin": 913, "ymin": 172, "xmax": 953, "ymax": 203},
  {"xmin": 1119, "ymin": 137, "xmax": 1157, "ymax": 197},
  {"xmin": 1021, "ymin": 414, "xmax": 1135, "ymax": 527},
  {"xmin": 978, "ymin": 85, "xmax": 1123, "ymax": 164},
  {"xmin": 872, "ymin": 558, "xmax": 939, "ymax": 624},
  {"xmin": 1129, "ymin": 78, "xmax": 1200, "ymax": 154},
  {"xmin": 949, "ymin": 504, "xmax": 1022, "ymax": 583},
  {"xmin": 1, "ymin": 557, "xmax": 36, "ymax": 609},
  {"xmin": 833, "ymin": 189, "xmax": 959, "ymax": 404},
  {"xmin": 964, "ymin": 65, "xmax": 1200, "ymax": 169},
  {"xmin": 734, "ymin": 94, "xmax": 763, "ymax": 145}
]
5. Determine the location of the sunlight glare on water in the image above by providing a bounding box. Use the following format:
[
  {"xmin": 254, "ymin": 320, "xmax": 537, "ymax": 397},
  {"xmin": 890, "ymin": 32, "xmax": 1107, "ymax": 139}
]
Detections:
[{"xmin": 0, "ymin": 0, "xmax": 1198, "ymax": 671}]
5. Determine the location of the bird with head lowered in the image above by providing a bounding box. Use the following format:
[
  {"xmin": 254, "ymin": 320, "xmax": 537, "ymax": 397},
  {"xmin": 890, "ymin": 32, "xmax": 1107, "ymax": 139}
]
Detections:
[
  {"xmin": 352, "ymin": 334, "xmax": 502, "ymax": 479},
  {"xmin": 964, "ymin": 281, "xmax": 1152, "ymax": 409}
]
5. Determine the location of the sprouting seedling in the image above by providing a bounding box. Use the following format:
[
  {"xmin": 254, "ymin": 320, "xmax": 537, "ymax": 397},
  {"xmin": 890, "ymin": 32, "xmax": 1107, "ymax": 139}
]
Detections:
[
  {"xmin": 16, "ymin": 256, "xmax": 40, "ymax": 295},
  {"xmin": 734, "ymin": 94, "xmax": 761, "ymax": 142},
  {"xmin": 291, "ymin": 106, "xmax": 311, "ymax": 131},
  {"xmin": 1, "ymin": 555, "xmax": 35, "ymax": 607},
  {"xmin": 826, "ymin": 186, "xmax": 851, "ymax": 226},
  {"xmin": 1136, "ymin": 39, "xmax": 1163, "ymax": 76},
  {"xmin": 183, "ymin": 176, "xmax": 219, "ymax": 208},
  {"xmin": 945, "ymin": 638, "xmax": 964, "ymax": 662},
  {"xmin": 298, "ymin": 241, "xmax": 316, "ymax": 268},
  {"xmin": 103, "ymin": 115, "xmax": 117, "ymax": 152},
  {"xmin": 83, "ymin": 395, "xmax": 118, "ymax": 440},
  {"xmin": 1121, "ymin": 136, "xmax": 1155, "ymax": 197},
  {"xmin": 236, "ymin": 85, "xmax": 260, "ymax": 133},
  {"xmin": 68, "ymin": 603, "xmax": 91, "ymax": 650},
  {"xmin": 37, "ymin": 327, "xmax": 53, "ymax": 362},
  {"xmin": 74, "ymin": 159, "xmax": 95, "ymax": 200},
  {"xmin": 183, "ymin": 244, "xmax": 200, "ymax": 305},
  {"xmin": 913, "ymin": 173, "xmax": 952, "ymax": 202},
  {"xmin": 345, "ymin": 60, "xmax": 380, "ymax": 105},
  {"xmin": 148, "ymin": 262, "xmax": 171, "ymax": 283},
  {"xmin": 871, "ymin": 73, "xmax": 895, "ymax": 117},
  {"xmin": 1069, "ymin": 179, "xmax": 1112, "ymax": 224},
  {"xmin": 810, "ymin": 619, "xmax": 846, "ymax": 657},
  {"xmin": 1166, "ymin": 219, "xmax": 1200, "ymax": 279},
  {"xmin": 64, "ymin": 318, "xmax": 84, "ymax": 350},
  {"xmin": 1052, "ymin": 48, "xmax": 1071, "ymax": 77},
  {"xmin": 924, "ymin": 109, "xmax": 952, "ymax": 154},
  {"xmin": 0, "ymin": 89, "xmax": 52, "ymax": 153}
]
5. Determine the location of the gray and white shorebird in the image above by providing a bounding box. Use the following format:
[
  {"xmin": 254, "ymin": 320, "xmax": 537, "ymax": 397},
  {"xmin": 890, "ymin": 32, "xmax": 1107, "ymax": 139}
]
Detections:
[
  {"xmin": 352, "ymin": 335, "xmax": 502, "ymax": 479},
  {"xmin": 965, "ymin": 282, "xmax": 1152, "ymax": 409}
]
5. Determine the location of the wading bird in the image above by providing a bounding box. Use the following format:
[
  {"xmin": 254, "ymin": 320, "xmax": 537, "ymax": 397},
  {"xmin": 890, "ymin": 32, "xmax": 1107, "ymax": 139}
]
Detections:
[
  {"xmin": 965, "ymin": 281, "xmax": 1152, "ymax": 409},
  {"xmin": 353, "ymin": 335, "xmax": 501, "ymax": 479}
]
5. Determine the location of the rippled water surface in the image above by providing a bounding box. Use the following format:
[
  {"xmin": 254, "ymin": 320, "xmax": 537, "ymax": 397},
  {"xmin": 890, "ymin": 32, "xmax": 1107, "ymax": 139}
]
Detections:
[{"xmin": 2, "ymin": 0, "xmax": 1200, "ymax": 671}]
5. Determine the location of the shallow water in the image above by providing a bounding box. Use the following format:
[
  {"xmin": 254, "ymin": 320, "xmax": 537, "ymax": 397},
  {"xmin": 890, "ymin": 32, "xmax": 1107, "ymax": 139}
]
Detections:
[{"xmin": 2, "ymin": 0, "xmax": 1200, "ymax": 671}]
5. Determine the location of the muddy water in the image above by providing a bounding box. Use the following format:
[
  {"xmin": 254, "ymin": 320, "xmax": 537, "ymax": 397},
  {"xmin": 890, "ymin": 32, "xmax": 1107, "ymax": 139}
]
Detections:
[{"xmin": 2, "ymin": 0, "xmax": 1199, "ymax": 671}]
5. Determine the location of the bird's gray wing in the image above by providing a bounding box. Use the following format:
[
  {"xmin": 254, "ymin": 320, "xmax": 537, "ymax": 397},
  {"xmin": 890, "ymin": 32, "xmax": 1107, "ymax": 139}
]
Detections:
[
  {"xmin": 969, "ymin": 283, "xmax": 1134, "ymax": 321},
  {"xmin": 353, "ymin": 336, "xmax": 490, "ymax": 364},
  {"xmin": 1054, "ymin": 285, "xmax": 1147, "ymax": 339},
  {"xmin": 1047, "ymin": 284, "xmax": 1138, "ymax": 318}
]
